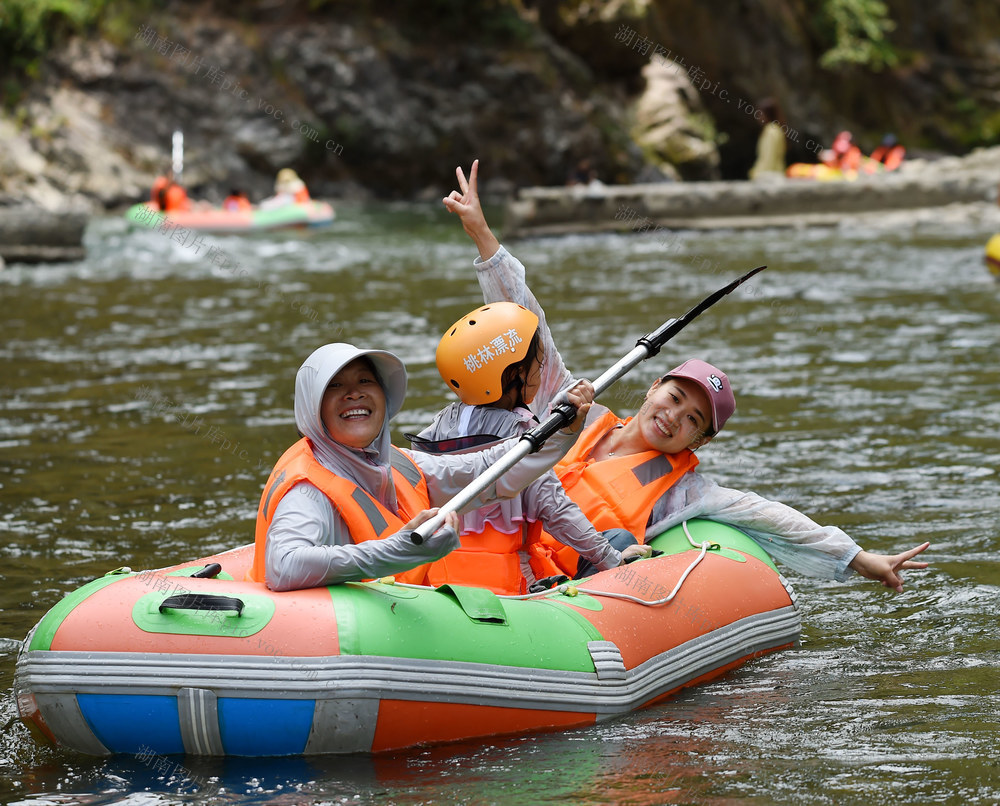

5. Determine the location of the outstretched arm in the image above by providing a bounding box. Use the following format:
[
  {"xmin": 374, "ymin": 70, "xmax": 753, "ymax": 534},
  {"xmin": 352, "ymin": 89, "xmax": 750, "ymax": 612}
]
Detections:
[
  {"xmin": 442, "ymin": 159, "xmax": 499, "ymax": 261},
  {"xmin": 647, "ymin": 474, "xmax": 930, "ymax": 591},
  {"xmin": 848, "ymin": 542, "xmax": 930, "ymax": 592},
  {"xmin": 444, "ymin": 160, "xmax": 576, "ymax": 415}
]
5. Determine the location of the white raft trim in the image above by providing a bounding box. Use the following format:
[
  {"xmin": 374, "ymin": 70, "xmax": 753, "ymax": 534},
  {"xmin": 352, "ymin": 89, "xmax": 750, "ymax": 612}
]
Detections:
[
  {"xmin": 29, "ymin": 692, "xmax": 111, "ymax": 755},
  {"xmin": 588, "ymin": 641, "xmax": 627, "ymax": 681},
  {"xmin": 178, "ymin": 687, "xmax": 224, "ymax": 755},
  {"xmin": 17, "ymin": 605, "xmax": 800, "ymax": 719}
]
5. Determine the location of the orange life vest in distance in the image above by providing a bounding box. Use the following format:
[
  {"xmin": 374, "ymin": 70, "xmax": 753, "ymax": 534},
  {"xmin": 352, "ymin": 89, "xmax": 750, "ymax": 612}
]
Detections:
[
  {"xmin": 839, "ymin": 145, "xmax": 862, "ymax": 173},
  {"xmin": 248, "ymin": 438, "xmax": 432, "ymax": 586},
  {"xmin": 293, "ymin": 186, "xmax": 310, "ymax": 204},
  {"xmin": 423, "ymin": 517, "xmax": 541, "ymax": 596},
  {"xmin": 150, "ymin": 176, "xmax": 169, "ymax": 204},
  {"xmin": 223, "ymin": 194, "xmax": 252, "ymax": 211},
  {"xmin": 529, "ymin": 411, "xmax": 699, "ymax": 578},
  {"xmin": 870, "ymin": 144, "xmax": 905, "ymax": 171},
  {"xmin": 167, "ymin": 184, "xmax": 191, "ymax": 212},
  {"xmin": 155, "ymin": 183, "xmax": 190, "ymax": 212}
]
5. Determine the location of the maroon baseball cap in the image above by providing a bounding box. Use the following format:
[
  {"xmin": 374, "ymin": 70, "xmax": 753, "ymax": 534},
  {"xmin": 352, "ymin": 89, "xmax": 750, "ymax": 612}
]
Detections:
[{"xmin": 663, "ymin": 359, "xmax": 736, "ymax": 433}]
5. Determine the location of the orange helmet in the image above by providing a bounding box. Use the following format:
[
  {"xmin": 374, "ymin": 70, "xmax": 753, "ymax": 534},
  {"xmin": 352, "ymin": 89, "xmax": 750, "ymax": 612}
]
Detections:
[{"xmin": 436, "ymin": 302, "xmax": 540, "ymax": 405}]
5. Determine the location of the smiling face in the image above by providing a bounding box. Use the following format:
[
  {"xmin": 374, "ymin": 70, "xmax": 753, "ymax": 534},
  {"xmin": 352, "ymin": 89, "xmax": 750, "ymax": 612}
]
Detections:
[
  {"xmin": 320, "ymin": 358, "xmax": 387, "ymax": 449},
  {"xmin": 636, "ymin": 377, "xmax": 713, "ymax": 454}
]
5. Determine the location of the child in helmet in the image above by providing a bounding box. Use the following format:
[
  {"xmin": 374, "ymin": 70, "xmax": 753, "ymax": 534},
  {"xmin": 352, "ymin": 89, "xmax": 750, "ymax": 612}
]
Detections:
[
  {"xmin": 436, "ymin": 160, "xmax": 930, "ymax": 593},
  {"xmin": 411, "ymin": 301, "xmax": 649, "ymax": 594}
]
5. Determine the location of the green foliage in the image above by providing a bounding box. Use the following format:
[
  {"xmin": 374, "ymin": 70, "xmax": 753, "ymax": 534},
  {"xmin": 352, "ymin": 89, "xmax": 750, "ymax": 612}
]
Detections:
[
  {"xmin": 0, "ymin": 0, "xmax": 95, "ymax": 72},
  {"xmin": 817, "ymin": 0, "xmax": 899, "ymax": 72},
  {"xmin": 0, "ymin": 0, "xmax": 151, "ymax": 78},
  {"xmin": 944, "ymin": 97, "xmax": 1000, "ymax": 150}
]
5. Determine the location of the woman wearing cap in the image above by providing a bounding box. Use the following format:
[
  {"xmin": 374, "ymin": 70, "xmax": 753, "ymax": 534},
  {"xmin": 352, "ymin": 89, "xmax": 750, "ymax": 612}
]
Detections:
[
  {"xmin": 248, "ymin": 342, "xmax": 595, "ymax": 592},
  {"xmin": 409, "ymin": 302, "xmax": 649, "ymax": 594},
  {"xmin": 440, "ymin": 160, "xmax": 929, "ymax": 592}
]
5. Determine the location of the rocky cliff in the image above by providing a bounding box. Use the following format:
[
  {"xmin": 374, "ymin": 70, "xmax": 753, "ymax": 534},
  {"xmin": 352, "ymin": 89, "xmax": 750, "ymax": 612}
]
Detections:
[
  {"xmin": 1, "ymin": 0, "xmax": 997, "ymax": 212},
  {"xmin": 639, "ymin": 0, "xmax": 1000, "ymax": 176}
]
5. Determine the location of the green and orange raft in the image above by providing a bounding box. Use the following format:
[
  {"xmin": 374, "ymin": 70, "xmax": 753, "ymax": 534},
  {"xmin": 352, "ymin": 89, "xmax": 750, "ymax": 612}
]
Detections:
[
  {"xmin": 125, "ymin": 200, "xmax": 335, "ymax": 233},
  {"xmin": 14, "ymin": 519, "xmax": 800, "ymax": 757}
]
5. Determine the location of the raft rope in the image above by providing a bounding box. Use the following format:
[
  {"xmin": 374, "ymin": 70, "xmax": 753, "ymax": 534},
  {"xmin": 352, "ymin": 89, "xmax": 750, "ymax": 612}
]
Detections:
[
  {"xmin": 554, "ymin": 521, "xmax": 717, "ymax": 607},
  {"xmin": 381, "ymin": 521, "xmax": 718, "ymax": 607}
]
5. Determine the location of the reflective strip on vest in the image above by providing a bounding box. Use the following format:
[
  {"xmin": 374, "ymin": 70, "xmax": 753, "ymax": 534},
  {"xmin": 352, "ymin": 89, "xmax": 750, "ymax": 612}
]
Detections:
[
  {"xmin": 632, "ymin": 455, "xmax": 674, "ymax": 486},
  {"xmin": 261, "ymin": 470, "xmax": 287, "ymax": 520},
  {"xmin": 390, "ymin": 449, "xmax": 422, "ymax": 488},
  {"xmin": 352, "ymin": 487, "xmax": 388, "ymax": 535}
]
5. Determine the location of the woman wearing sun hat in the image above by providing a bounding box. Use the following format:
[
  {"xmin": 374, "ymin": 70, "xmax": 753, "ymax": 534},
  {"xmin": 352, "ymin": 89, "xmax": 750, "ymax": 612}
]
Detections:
[
  {"xmin": 259, "ymin": 167, "xmax": 311, "ymax": 209},
  {"xmin": 248, "ymin": 342, "xmax": 595, "ymax": 591}
]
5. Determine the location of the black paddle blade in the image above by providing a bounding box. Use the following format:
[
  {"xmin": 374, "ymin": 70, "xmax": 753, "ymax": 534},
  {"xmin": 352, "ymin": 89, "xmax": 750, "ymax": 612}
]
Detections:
[{"xmin": 638, "ymin": 265, "xmax": 766, "ymax": 356}]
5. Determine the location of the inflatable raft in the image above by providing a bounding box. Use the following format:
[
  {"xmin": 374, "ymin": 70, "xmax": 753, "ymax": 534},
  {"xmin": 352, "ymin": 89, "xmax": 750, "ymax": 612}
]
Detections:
[
  {"xmin": 14, "ymin": 520, "xmax": 800, "ymax": 757},
  {"xmin": 124, "ymin": 200, "xmax": 335, "ymax": 233}
]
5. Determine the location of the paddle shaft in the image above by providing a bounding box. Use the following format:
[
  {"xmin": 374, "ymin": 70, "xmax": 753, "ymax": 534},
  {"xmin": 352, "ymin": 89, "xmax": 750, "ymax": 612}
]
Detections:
[{"xmin": 408, "ymin": 265, "xmax": 766, "ymax": 544}]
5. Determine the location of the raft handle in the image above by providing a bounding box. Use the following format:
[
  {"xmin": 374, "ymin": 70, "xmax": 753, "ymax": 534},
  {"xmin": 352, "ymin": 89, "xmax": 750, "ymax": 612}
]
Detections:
[
  {"xmin": 159, "ymin": 593, "xmax": 244, "ymax": 616},
  {"xmin": 190, "ymin": 563, "xmax": 223, "ymax": 579},
  {"xmin": 528, "ymin": 575, "xmax": 569, "ymax": 594}
]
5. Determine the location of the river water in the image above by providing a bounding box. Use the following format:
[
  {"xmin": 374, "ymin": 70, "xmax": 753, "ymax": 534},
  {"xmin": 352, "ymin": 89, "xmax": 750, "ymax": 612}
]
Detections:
[{"xmin": 2, "ymin": 200, "xmax": 999, "ymax": 805}]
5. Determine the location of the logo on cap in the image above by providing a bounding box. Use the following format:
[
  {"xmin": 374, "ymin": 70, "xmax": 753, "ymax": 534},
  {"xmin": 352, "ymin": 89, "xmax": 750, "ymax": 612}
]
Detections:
[{"xmin": 707, "ymin": 374, "xmax": 724, "ymax": 393}]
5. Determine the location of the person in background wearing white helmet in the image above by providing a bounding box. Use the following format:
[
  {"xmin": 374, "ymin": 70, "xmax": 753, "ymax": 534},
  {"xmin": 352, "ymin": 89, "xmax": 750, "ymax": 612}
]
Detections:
[
  {"xmin": 248, "ymin": 342, "xmax": 596, "ymax": 592},
  {"xmin": 410, "ymin": 303, "xmax": 650, "ymax": 594},
  {"xmin": 439, "ymin": 160, "xmax": 930, "ymax": 593}
]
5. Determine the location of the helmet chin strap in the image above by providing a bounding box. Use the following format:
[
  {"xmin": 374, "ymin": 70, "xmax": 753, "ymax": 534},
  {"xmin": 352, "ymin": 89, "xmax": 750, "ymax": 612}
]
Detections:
[
  {"xmin": 499, "ymin": 332, "xmax": 542, "ymax": 411},
  {"xmin": 497, "ymin": 374, "xmax": 526, "ymax": 411}
]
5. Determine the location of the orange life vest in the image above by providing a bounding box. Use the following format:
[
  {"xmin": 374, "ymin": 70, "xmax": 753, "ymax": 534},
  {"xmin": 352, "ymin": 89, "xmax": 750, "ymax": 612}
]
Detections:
[
  {"xmin": 411, "ymin": 411, "xmax": 544, "ymax": 595},
  {"xmin": 839, "ymin": 145, "xmax": 862, "ymax": 173},
  {"xmin": 870, "ymin": 144, "xmax": 905, "ymax": 171},
  {"xmin": 223, "ymin": 194, "xmax": 252, "ymax": 211},
  {"xmin": 157, "ymin": 183, "xmax": 190, "ymax": 212},
  {"xmin": 423, "ymin": 517, "xmax": 542, "ymax": 595},
  {"xmin": 293, "ymin": 186, "xmax": 311, "ymax": 203},
  {"xmin": 150, "ymin": 176, "xmax": 169, "ymax": 205},
  {"xmin": 248, "ymin": 438, "xmax": 432, "ymax": 586},
  {"xmin": 528, "ymin": 410, "xmax": 699, "ymax": 578}
]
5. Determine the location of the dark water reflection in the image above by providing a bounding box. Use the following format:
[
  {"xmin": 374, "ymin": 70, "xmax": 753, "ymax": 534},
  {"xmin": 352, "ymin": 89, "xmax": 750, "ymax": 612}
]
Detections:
[{"xmin": 2, "ymin": 202, "xmax": 999, "ymax": 804}]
